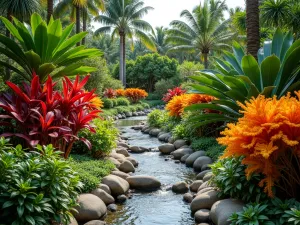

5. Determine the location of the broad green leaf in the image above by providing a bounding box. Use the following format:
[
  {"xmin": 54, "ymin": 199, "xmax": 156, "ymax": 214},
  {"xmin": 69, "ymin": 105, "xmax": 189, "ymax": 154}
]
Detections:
[
  {"xmin": 225, "ymin": 90, "xmax": 247, "ymax": 103},
  {"xmin": 30, "ymin": 13, "xmax": 42, "ymax": 36},
  {"xmin": 285, "ymin": 81, "xmax": 300, "ymax": 94},
  {"xmin": 261, "ymin": 86, "xmax": 275, "ymax": 97},
  {"xmin": 247, "ymin": 84, "xmax": 260, "ymax": 98},
  {"xmin": 211, "ymin": 99, "xmax": 240, "ymax": 111},
  {"xmin": 25, "ymin": 215, "xmax": 35, "ymax": 225},
  {"xmin": 280, "ymin": 31, "xmax": 293, "ymax": 61},
  {"xmin": 57, "ymin": 49, "xmax": 102, "ymax": 67},
  {"xmin": 220, "ymin": 75, "xmax": 248, "ymax": 97},
  {"xmin": 2, "ymin": 201, "xmax": 14, "ymax": 209},
  {"xmin": 241, "ymin": 55, "xmax": 262, "ymax": 91},
  {"xmin": 38, "ymin": 63, "xmax": 56, "ymax": 82},
  {"xmin": 190, "ymin": 74, "xmax": 229, "ymax": 92},
  {"xmin": 261, "ymin": 55, "xmax": 280, "ymax": 87},
  {"xmin": 54, "ymin": 23, "xmax": 74, "ymax": 53},
  {"xmin": 0, "ymin": 61, "xmax": 30, "ymax": 80},
  {"xmin": 263, "ymin": 40, "xmax": 272, "ymax": 58},
  {"xmin": 25, "ymin": 50, "xmax": 41, "ymax": 72},
  {"xmin": 34, "ymin": 21, "xmax": 48, "ymax": 62},
  {"xmin": 223, "ymin": 51, "xmax": 244, "ymax": 75},
  {"xmin": 271, "ymin": 29, "xmax": 284, "ymax": 58},
  {"xmin": 53, "ymin": 46, "xmax": 85, "ymax": 64},
  {"xmin": 45, "ymin": 19, "xmax": 62, "ymax": 61},
  {"xmin": 185, "ymin": 103, "xmax": 240, "ymax": 116},
  {"xmin": 0, "ymin": 35, "xmax": 28, "ymax": 63},
  {"xmin": 232, "ymin": 41, "xmax": 245, "ymax": 64},
  {"xmin": 0, "ymin": 16, "xmax": 25, "ymax": 48},
  {"xmin": 190, "ymin": 84, "xmax": 227, "ymax": 99},
  {"xmin": 12, "ymin": 17, "xmax": 35, "ymax": 51}
]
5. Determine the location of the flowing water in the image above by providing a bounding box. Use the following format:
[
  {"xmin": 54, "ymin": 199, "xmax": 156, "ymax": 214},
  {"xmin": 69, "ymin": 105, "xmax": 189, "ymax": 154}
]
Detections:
[{"xmin": 105, "ymin": 116, "xmax": 196, "ymax": 225}]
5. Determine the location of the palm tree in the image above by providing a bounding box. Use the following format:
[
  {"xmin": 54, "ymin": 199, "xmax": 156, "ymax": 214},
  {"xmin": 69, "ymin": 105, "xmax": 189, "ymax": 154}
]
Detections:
[
  {"xmin": 246, "ymin": 0, "xmax": 260, "ymax": 57},
  {"xmin": 150, "ymin": 27, "xmax": 170, "ymax": 55},
  {"xmin": 94, "ymin": 0, "xmax": 156, "ymax": 86},
  {"xmin": 167, "ymin": 0, "xmax": 234, "ymax": 69},
  {"xmin": 260, "ymin": 0, "xmax": 290, "ymax": 27}
]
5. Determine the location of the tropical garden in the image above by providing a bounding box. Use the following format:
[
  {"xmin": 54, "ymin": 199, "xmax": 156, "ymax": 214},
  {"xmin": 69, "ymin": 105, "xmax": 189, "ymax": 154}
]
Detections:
[{"xmin": 0, "ymin": 0, "xmax": 300, "ymax": 224}]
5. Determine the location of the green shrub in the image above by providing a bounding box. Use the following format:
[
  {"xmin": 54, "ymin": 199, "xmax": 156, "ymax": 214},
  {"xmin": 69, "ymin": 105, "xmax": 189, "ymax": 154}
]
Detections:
[
  {"xmin": 135, "ymin": 104, "xmax": 144, "ymax": 111},
  {"xmin": 111, "ymin": 98, "xmax": 118, "ymax": 107},
  {"xmin": 191, "ymin": 137, "xmax": 218, "ymax": 151},
  {"xmin": 146, "ymin": 93, "xmax": 161, "ymax": 100},
  {"xmin": 140, "ymin": 102, "xmax": 150, "ymax": 109},
  {"xmin": 206, "ymin": 144, "xmax": 226, "ymax": 161},
  {"xmin": 101, "ymin": 108, "xmax": 118, "ymax": 117},
  {"xmin": 116, "ymin": 97, "xmax": 130, "ymax": 106},
  {"xmin": 115, "ymin": 106, "xmax": 131, "ymax": 114},
  {"xmin": 72, "ymin": 118, "xmax": 118, "ymax": 158},
  {"xmin": 103, "ymin": 98, "xmax": 114, "ymax": 108},
  {"xmin": 70, "ymin": 154, "xmax": 115, "ymax": 193},
  {"xmin": 0, "ymin": 138, "xmax": 81, "ymax": 225},
  {"xmin": 147, "ymin": 109, "xmax": 163, "ymax": 127},
  {"xmin": 210, "ymin": 157, "xmax": 268, "ymax": 203},
  {"xmin": 102, "ymin": 75, "xmax": 123, "ymax": 90},
  {"xmin": 172, "ymin": 123, "xmax": 189, "ymax": 140},
  {"xmin": 143, "ymin": 100, "xmax": 165, "ymax": 107},
  {"xmin": 154, "ymin": 79, "xmax": 176, "ymax": 98}
]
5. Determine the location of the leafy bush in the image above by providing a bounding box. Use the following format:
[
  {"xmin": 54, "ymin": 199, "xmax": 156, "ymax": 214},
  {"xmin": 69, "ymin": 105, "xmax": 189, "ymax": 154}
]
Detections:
[
  {"xmin": 191, "ymin": 137, "xmax": 218, "ymax": 151},
  {"xmin": 116, "ymin": 97, "xmax": 130, "ymax": 106},
  {"xmin": 140, "ymin": 102, "xmax": 150, "ymax": 109},
  {"xmin": 210, "ymin": 157, "xmax": 268, "ymax": 203},
  {"xmin": 70, "ymin": 154, "xmax": 115, "ymax": 193},
  {"xmin": 0, "ymin": 74, "xmax": 100, "ymax": 159},
  {"xmin": 146, "ymin": 93, "xmax": 161, "ymax": 100},
  {"xmin": 154, "ymin": 79, "xmax": 176, "ymax": 98},
  {"xmin": 101, "ymin": 76, "xmax": 123, "ymax": 90},
  {"xmin": 162, "ymin": 86, "xmax": 186, "ymax": 102},
  {"xmin": 218, "ymin": 93, "xmax": 300, "ymax": 198},
  {"xmin": 115, "ymin": 106, "xmax": 131, "ymax": 114},
  {"xmin": 102, "ymin": 98, "xmax": 114, "ymax": 108},
  {"xmin": 72, "ymin": 118, "xmax": 118, "ymax": 158},
  {"xmin": 124, "ymin": 88, "xmax": 148, "ymax": 103},
  {"xmin": 147, "ymin": 109, "xmax": 163, "ymax": 127},
  {"xmin": 172, "ymin": 124, "xmax": 188, "ymax": 140},
  {"xmin": 206, "ymin": 144, "xmax": 225, "ymax": 161},
  {"xmin": 0, "ymin": 139, "xmax": 81, "ymax": 225}
]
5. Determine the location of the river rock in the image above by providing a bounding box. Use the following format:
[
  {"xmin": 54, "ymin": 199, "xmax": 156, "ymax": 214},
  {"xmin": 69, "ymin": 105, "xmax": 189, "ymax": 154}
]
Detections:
[
  {"xmin": 102, "ymin": 175, "xmax": 129, "ymax": 196},
  {"xmin": 143, "ymin": 128, "xmax": 151, "ymax": 134},
  {"xmin": 193, "ymin": 156, "xmax": 213, "ymax": 172},
  {"xmin": 158, "ymin": 133, "xmax": 171, "ymax": 141},
  {"xmin": 172, "ymin": 181, "xmax": 189, "ymax": 193},
  {"xmin": 180, "ymin": 154, "xmax": 190, "ymax": 163},
  {"xmin": 68, "ymin": 218, "xmax": 78, "ymax": 225},
  {"xmin": 109, "ymin": 152, "xmax": 126, "ymax": 163},
  {"xmin": 185, "ymin": 151, "xmax": 206, "ymax": 167},
  {"xmin": 183, "ymin": 193, "xmax": 194, "ymax": 203},
  {"xmin": 117, "ymin": 142, "xmax": 129, "ymax": 149},
  {"xmin": 210, "ymin": 199, "xmax": 245, "ymax": 225},
  {"xmin": 197, "ymin": 181, "xmax": 214, "ymax": 192},
  {"xmin": 190, "ymin": 180, "xmax": 204, "ymax": 192},
  {"xmin": 84, "ymin": 221, "xmax": 106, "ymax": 225},
  {"xmin": 203, "ymin": 172, "xmax": 214, "ymax": 182},
  {"xmin": 173, "ymin": 139, "xmax": 187, "ymax": 149},
  {"xmin": 190, "ymin": 190, "xmax": 221, "ymax": 212},
  {"xmin": 126, "ymin": 175, "xmax": 161, "ymax": 191},
  {"xmin": 168, "ymin": 137, "xmax": 176, "ymax": 144},
  {"xmin": 195, "ymin": 209, "xmax": 210, "ymax": 223},
  {"xmin": 126, "ymin": 157, "xmax": 139, "ymax": 167},
  {"xmin": 119, "ymin": 160, "xmax": 135, "ymax": 173},
  {"xmin": 125, "ymin": 112, "xmax": 133, "ymax": 117},
  {"xmin": 117, "ymin": 194, "xmax": 127, "ymax": 202},
  {"xmin": 98, "ymin": 184, "xmax": 111, "ymax": 195},
  {"xmin": 197, "ymin": 187, "xmax": 216, "ymax": 195},
  {"xmin": 129, "ymin": 146, "xmax": 145, "ymax": 153},
  {"xmin": 111, "ymin": 171, "xmax": 130, "ymax": 180},
  {"xmin": 116, "ymin": 148, "xmax": 130, "ymax": 157},
  {"xmin": 201, "ymin": 164, "xmax": 211, "ymax": 171},
  {"xmin": 196, "ymin": 170, "xmax": 212, "ymax": 180},
  {"xmin": 158, "ymin": 143, "xmax": 175, "ymax": 154},
  {"xmin": 141, "ymin": 126, "xmax": 149, "ymax": 132},
  {"xmin": 171, "ymin": 147, "xmax": 193, "ymax": 159},
  {"xmin": 91, "ymin": 189, "xmax": 115, "ymax": 205},
  {"xmin": 149, "ymin": 128, "xmax": 161, "ymax": 137},
  {"xmin": 107, "ymin": 204, "xmax": 117, "ymax": 212},
  {"xmin": 74, "ymin": 194, "xmax": 107, "ymax": 222},
  {"xmin": 108, "ymin": 157, "xmax": 121, "ymax": 168}
]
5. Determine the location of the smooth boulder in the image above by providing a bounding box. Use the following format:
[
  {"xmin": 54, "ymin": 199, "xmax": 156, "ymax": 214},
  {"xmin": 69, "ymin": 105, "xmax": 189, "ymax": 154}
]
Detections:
[
  {"xmin": 91, "ymin": 189, "xmax": 115, "ymax": 205},
  {"xmin": 190, "ymin": 180, "xmax": 204, "ymax": 192},
  {"xmin": 98, "ymin": 184, "xmax": 111, "ymax": 195},
  {"xmin": 149, "ymin": 128, "xmax": 160, "ymax": 137},
  {"xmin": 111, "ymin": 171, "xmax": 130, "ymax": 180},
  {"xmin": 203, "ymin": 172, "xmax": 214, "ymax": 182},
  {"xmin": 102, "ymin": 175, "xmax": 129, "ymax": 196},
  {"xmin": 74, "ymin": 194, "xmax": 107, "ymax": 222},
  {"xmin": 180, "ymin": 154, "xmax": 190, "ymax": 163},
  {"xmin": 158, "ymin": 133, "xmax": 171, "ymax": 141},
  {"xmin": 196, "ymin": 170, "xmax": 211, "ymax": 180},
  {"xmin": 126, "ymin": 175, "xmax": 161, "ymax": 191},
  {"xmin": 158, "ymin": 144, "xmax": 175, "ymax": 154},
  {"xmin": 129, "ymin": 146, "xmax": 145, "ymax": 153},
  {"xmin": 84, "ymin": 221, "xmax": 106, "ymax": 225},
  {"xmin": 210, "ymin": 199, "xmax": 245, "ymax": 225},
  {"xmin": 171, "ymin": 147, "xmax": 193, "ymax": 159},
  {"xmin": 126, "ymin": 157, "xmax": 139, "ymax": 167},
  {"xmin": 119, "ymin": 160, "xmax": 135, "ymax": 173},
  {"xmin": 108, "ymin": 157, "xmax": 121, "ymax": 168},
  {"xmin": 116, "ymin": 148, "xmax": 130, "ymax": 157},
  {"xmin": 68, "ymin": 218, "xmax": 78, "ymax": 225},
  {"xmin": 185, "ymin": 151, "xmax": 206, "ymax": 167},
  {"xmin": 183, "ymin": 193, "xmax": 194, "ymax": 203},
  {"xmin": 195, "ymin": 209, "xmax": 210, "ymax": 223},
  {"xmin": 190, "ymin": 190, "xmax": 221, "ymax": 212},
  {"xmin": 117, "ymin": 142, "xmax": 129, "ymax": 149},
  {"xmin": 173, "ymin": 139, "xmax": 187, "ymax": 149},
  {"xmin": 193, "ymin": 156, "xmax": 213, "ymax": 172},
  {"xmin": 172, "ymin": 181, "xmax": 189, "ymax": 193}
]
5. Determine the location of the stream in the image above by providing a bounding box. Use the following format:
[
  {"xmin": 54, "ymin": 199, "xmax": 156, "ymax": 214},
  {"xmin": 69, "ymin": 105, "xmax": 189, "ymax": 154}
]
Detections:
[{"xmin": 105, "ymin": 116, "xmax": 196, "ymax": 225}]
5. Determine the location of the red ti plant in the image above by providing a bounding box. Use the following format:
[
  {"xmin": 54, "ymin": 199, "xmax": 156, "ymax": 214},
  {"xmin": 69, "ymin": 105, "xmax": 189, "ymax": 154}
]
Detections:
[
  {"xmin": 103, "ymin": 88, "xmax": 116, "ymax": 98},
  {"xmin": 0, "ymin": 73, "xmax": 100, "ymax": 158},
  {"xmin": 162, "ymin": 87, "xmax": 186, "ymax": 103}
]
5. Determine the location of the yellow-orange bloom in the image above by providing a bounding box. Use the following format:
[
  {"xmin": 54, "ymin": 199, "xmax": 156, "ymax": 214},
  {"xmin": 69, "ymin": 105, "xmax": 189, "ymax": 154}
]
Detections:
[
  {"xmin": 90, "ymin": 96, "xmax": 104, "ymax": 109},
  {"xmin": 218, "ymin": 92, "xmax": 300, "ymax": 197},
  {"xmin": 116, "ymin": 89, "xmax": 125, "ymax": 97},
  {"xmin": 124, "ymin": 88, "xmax": 148, "ymax": 103}
]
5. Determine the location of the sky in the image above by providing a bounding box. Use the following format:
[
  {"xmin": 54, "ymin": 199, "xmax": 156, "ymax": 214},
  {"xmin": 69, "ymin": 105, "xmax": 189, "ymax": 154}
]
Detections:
[{"xmin": 92, "ymin": 0, "xmax": 245, "ymax": 30}]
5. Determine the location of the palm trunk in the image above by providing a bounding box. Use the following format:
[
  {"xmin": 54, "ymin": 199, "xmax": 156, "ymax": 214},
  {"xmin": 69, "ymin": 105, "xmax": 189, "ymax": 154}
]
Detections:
[
  {"xmin": 246, "ymin": 0, "xmax": 260, "ymax": 58},
  {"xmin": 5, "ymin": 9, "xmax": 12, "ymax": 80},
  {"xmin": 82, "ymin": 9, "xmax": 87, "ymax": 45},
  {"xmin": 47, "ymin": 0, "xmax": 53, "ymax": 23},
  {"xmin": 76, "ymin": 6, "xmax": 81, "ymax": 46},
  {"xmin": 123, "ymin": 34, "xmax": 126, "ymax": 87},
  {"xmin": 119, "ymin": 32, "xmax": 124, "ymax": 85},
  {"xmin": 203, "ymin": 53, "xmax": 208, "ymax": 69}
]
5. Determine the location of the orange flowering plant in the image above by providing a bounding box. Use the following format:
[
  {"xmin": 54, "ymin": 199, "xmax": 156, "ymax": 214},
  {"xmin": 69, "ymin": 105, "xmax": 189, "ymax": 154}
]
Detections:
[
  {"xmin": 124, "ymin": 88, "xmax": 148, "ymax": 103},
  {"xmin": 166, "ymin": 94, "xmax": 215, "ymax": 117},
  {"xmin": 116, "ymin": 89, "xmax": 125, "ymax": 97},
  {"xmin": 218, "ymin": 92, "xmax": 300, "ymax": 199}
]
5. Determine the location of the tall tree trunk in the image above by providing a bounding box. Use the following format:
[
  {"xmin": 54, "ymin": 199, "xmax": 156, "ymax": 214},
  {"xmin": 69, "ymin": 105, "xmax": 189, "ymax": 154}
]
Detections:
[
  {"xmin": 47, "ymin": 0, "xmax": 53, "ymax": 23},
  {"xmin": 76, "ymin": 6, "xmax": 81, "ymax": 46},
  {"xmin": 119, "ymin": 32, "xmax": 124, "ymax": 85},
  {"xmin": 203, "ymin": 52, "xmax": 208, "ymax": 69},
  {"xmin": 123, "ymin": 34, "xmax": 126, "ymax": 87},
  {"xmin": 5, "ymin": 8, "xmax": 12, "ymax": 81},
  {"xmin": 246, "ymin": 0, "xmax": 260, "ymax": 58},
  {"xmin": 82, "ymin": 9, "xmax": 87, "ymax": 45}
]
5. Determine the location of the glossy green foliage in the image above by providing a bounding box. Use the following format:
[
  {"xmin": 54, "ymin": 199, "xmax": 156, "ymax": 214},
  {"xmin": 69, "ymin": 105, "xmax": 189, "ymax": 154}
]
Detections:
[
  {"xmin": 191, "ymin": 137, "xmax": 218, "ymax": 151},
  {"xmin": 205, "ymin": 144, "xmax": 225, "ymax": 161},
  {"xmin": 0, "ymin": 138, "xmax": 81, "ymax": 225},
  {"xmin": 0, "ymin": 13, "xmax": 102, "ymax": 82}
]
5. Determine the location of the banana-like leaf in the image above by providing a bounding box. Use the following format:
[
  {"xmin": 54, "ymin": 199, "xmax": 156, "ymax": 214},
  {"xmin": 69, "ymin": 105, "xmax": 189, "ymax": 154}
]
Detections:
[
  {"xmin": 263, "ymin": 40, "xmax": 272, "ymax": 59},
  {"xmin": 261, "ymin": 55, "xmax": 280, "ymax": 87},
  {"xmin": 45, "ymin": 19, "xmax": 62, "ymax": 62},
  {"xmin": 25, "ymin": 50, "xmax": 41, "ymax": 73},
  {"xmin": 241, "ymin": 55, "xmax": 262, "ymax": 91},
  {"xmin": 38, "ymin": 63, "xmax": 56, "ymax": 82},
  {"xmin": 271, "ymin": 29, "xmax": 284, "ymax": 58},
  {"xmin": 34, "ymin": 21, "xmax": 48, "ymax": 62},
  {"xmin": 55, "ymin": 23, "xmax": 74, "ymax": 53},
  {"xmin": 232, "ymin": 41, "xmax": 245, "ymax": 65},
  {"xmin": 280, "ymin": 31, "xmax": 293, "ymax": 61},
  {"xmin": 12, "ymin": 17, "xmax": 35, "ymax": 51},
  {"xmin": 191, "ymin": 84, "xmax": 227, "ymax": 99},
  {"xmin": 222, "ymin": 75, "xmax": 248, "ymax": 97},
  {"xmin": 190, "ymin": 74, "xmax": 229, "ymax": 92},
  {"xmin": 53, "ymin": 46, "xmax": 85, "ymax": 64},
  {"xmin": 31, "ymin": 13, "xmax": 43, "ymax": 36},
  {"xmin": 225, "ymin": 90, "xmax": 247, "ymax": 103},
  {"xmin": 223, "ymin": 51, "xmax": 243, "ymax": 75},
  {"xmin": 0, "ymin": 17, "xmax": 25, "ymax": 48}
]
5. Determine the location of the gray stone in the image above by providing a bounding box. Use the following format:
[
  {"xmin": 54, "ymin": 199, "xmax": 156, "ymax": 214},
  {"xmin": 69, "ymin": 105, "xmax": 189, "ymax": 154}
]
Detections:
[
  {"xmin": 168, "ymin": 136, "xmax": 176, "ymax": 144},
  {"xmin": 195, "ymin": 209, "xmax": 210, "ymax": 223},
  {"xmin": 158, "ymin": 133, "xmax": 171, "ymax": 141},
  {"xmin": 190, "ymin": 180, "xmax": 204, "ymax": 192},
  {"xmin": 125, "ymin": 112, "xmax": 132, "ymax": 117},
  {"xmin": 149, "ymin": 128, "xmax": 161, "ymax": 137},
  {"xmin": 102, "ymin": 175, "xmax": 129, "ymax": 196},
  {"xmin": 116, "ymin": 148, "xmax": 130, "ymax": 157},
  {"xmin": 68, "ymin": 218, "xmax": 78, "ymax": 225},
  {"xmin": 119, "ymin": 160, "xmax": 135, "ymax": 173},
  {"xmin": 197, "ymin": 181, "xmax": 214, "ymax": 192},
  {"xmin": 98, "ymin": 184, "xmax": 111, "ymax": 195},
  {"xmin": 180, "ymin": 154, "xmax": 190, "ymax": 163},
  {"xmin": 84, "ymin": 221, "xmax": 106, "ymax": 225},
  {"xmin": 201, "ymin": 164, "xmax": 211, "ymax": 171},
  {"xmin": 158, "ymin": 144, "xmax": 175, "ymax": 154},
  {"xmin": 185, "ymin": 151, "xmax": 206, "ymax": 167},
  {"xmin": 174, "ymin": 160, "xmax": 181, "ymax": 164},
  {"xmin": 107, "ymin": 204, "xmax": 117, "ymax": 212},
  {"xmin": 74, "ymin": 194, "xmax": 107, "ymax": 222},
  {"xmin": 91, "ymin": 189, "xmax": 115, "ymax": 205},
  {"xmin": 111, "ymin": 171, "xmax": 130, "ymax": 180},
  {"xmin": 109, "ymin": 152, "xmax": 126, "ymax": 163},
  {"xmin": 197, "ymin": 187, "xmax": 216, "ymax": 195},
  {"xmin": 193, "ymin": 156, "xmax": 213, "ymax": 172},
  {"xmin": 183, "ymin": 193, "xmax": 193, "ymax": 203},
  {"xmin": 172, "ymin": 181, "xmax": 189, "ymax": 193},
  {"xmin": 129, "ymin": 146, "xmax": 145, "ymax": 153},
  {"xmin": 203, "ymin": 172, "xmax": 214, "ymax": 182},
  {"xmin": 196, "ymin": 170, "xmax": 212, "ymax": 180},
  {"xmin": 108, "ymin": 157, "xmax": 121, "ymax": 168},
  {"xmin": 171, "ymin": 148, "xmax": 193, "ymax": 160},
  {"xmin": 126, "ymin": 157, "xmax": 139, "ymax": 167},
  {"xmin": 190, "ymin": 190, "xmax": 221, "ymax": 212},
  {"xmin": 144, "ymin": 128, "xmax": 150, "ymax": 134},
  {"xmin": 141, "ymin": 126, "xmax": 149, "ymax": 132},
  {"xmin": 117, "ymin": 194, "xmax": 127, "ymax": 202},
  {"xmin": 173, "ymin": 139, "xmax": 187, "ymax": 149},
  {"xmin": 126, "ymin": 175, "xmax": 161, "ymax": 191},
  {"xmin": 210, "ymin": 199, "xmax": 245, "ymax": 225},
  {"xmin": 117, "ymin": 142, "xmax": 129, "ymax": 149}
]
